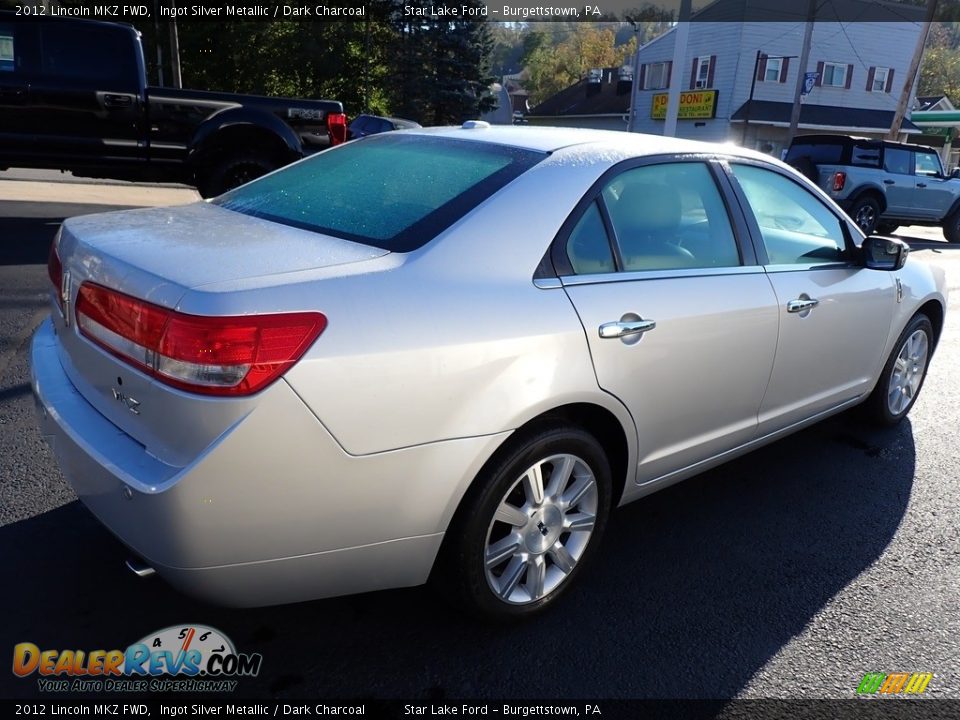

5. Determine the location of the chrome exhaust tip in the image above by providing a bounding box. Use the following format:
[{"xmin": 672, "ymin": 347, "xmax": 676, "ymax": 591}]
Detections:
[{"xmin": 125, "ymin": 557, "xmax": 156, "ymax": 578}]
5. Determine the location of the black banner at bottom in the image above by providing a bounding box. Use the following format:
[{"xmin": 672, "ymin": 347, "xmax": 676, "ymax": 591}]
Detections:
[{"xmin": 4, "ymin": 700, "xmax": 960, "ymax": 720}]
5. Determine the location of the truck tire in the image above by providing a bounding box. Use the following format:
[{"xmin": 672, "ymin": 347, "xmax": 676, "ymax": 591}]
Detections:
[
  {"xmin": 850, "ymin": 196, "xmax": 881, "ymax": 235},
  {"xmin": 198, "ymin": 151, "xmax": 277, "ymax": 198},
  {"xmin": 876, "ymin": 222, "xmax": 899, "ymax": 235},
  {"xmin": 943, "ymin": 211, "xmax": 960, "ymax": 243}
]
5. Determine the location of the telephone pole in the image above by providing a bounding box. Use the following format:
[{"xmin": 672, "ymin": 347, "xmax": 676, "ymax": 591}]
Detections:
[
  {"xmin": 787, "ymin": 0, "xmax": 817, "ymax": 143},
  {"xmin": 888, "ymin": 0, "xmax": 938, "ymax": 140}
]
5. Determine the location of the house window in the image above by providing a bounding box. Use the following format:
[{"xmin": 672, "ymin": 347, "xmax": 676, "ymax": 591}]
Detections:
[
  {"xmin": 763, "ymin": 57, "xmax": 782, "ymax": 82},
  {"xmin": 822, "ymin": 62, "xmax": 847, "ymax": 88},
  {"xmin": 644, "ymin": 62, "xmax": 669, "ymax": 90},
  {"xmin": 871, "ymin": 66, "xmax": 889, "ymax": 92},
  {"xmin": 696, "ymin": 56, "xmax": 711, "ymax": 88}
]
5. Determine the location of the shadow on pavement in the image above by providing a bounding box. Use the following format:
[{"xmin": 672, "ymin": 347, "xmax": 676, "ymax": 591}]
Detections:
[
  {"xmin": 0, "ymin": 413, "xmax": 915, "ymax": 700},
  {"xmin": 0, "ymin": 201, "xmax": 124, "ymax": 266}
]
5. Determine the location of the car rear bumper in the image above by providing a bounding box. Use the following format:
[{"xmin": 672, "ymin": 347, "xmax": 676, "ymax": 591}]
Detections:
[{"xmin": 31, "ymin": 318, "xmax": 507, "ymax": 606}]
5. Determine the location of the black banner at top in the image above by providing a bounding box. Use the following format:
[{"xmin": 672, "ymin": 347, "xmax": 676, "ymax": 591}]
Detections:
[{"xmin": 1, "ymin": 0, "xmax": 951, "ymax": 23}]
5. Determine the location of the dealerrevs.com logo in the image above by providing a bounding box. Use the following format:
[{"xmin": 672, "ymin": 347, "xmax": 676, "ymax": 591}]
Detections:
[{"xmin": 13, "ymin": 625, "xmax": 263, "ymax": 693}]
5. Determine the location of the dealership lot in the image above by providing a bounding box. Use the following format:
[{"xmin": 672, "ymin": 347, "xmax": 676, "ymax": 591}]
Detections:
[{"xmin": 1, "ymin": 178, "xmax": 959, "ymax": 700}]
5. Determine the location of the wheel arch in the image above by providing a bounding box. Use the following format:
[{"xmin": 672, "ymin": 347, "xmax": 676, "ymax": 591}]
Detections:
[
  {"xmin": 188, "ymin": 108, "xmax": 303, "ymax": 172},
  {"xmin": 847, "ymin": 185, "xmax": 888, "ymax": 214}
]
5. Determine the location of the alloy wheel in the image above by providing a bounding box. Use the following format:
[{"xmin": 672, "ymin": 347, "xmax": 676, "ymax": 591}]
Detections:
[
  {"xmin": 887, "ymin": 329, "xmax": 929, "ymax": 416},
  {"xmin": 483, "ymin": 453, "xmax": 598, "ymax": 605}
]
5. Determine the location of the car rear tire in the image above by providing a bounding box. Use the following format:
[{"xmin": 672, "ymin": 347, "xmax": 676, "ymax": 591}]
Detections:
[
  {"xmin": 876, "ymin": 222, "xmax": 899, "ymax": 235},
  {"xmin": 943, "ymin": 211, "xmax": 960, "ymax": 243},
  {"xmin": 439, "ymin": 424, "xmax": 612, "ymax": 621},
  {"xmin": 863, "ymin": 314, "xmax": 933, "ymax": 427},
  {"xmin": 198, "ymin": 151, "xmax": 277, "ymax": 198},
  {"xmin": 850, "ymin": 196, "xmax": 881, "ymax": 235}
]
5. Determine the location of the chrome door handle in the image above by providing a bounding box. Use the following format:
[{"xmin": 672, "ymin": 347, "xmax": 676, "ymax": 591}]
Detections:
[
  {"xmin": 599, "ymin": 319, "xmax": 656, "ymax": 339},
  {"xmin": 787, "ymin": 298, "xmax": 820, "ymax": 313}
]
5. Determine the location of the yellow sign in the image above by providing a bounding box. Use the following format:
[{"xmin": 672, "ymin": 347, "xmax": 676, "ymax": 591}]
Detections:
[{"xmin": 651, "ymin": 90, "xmax": 718, "ymax": 120}]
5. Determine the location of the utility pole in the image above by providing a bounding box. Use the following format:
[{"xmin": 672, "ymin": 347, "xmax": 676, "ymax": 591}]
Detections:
[
  {"xmin": 888, "ymin": 0, "xmax": 938, "ymax": 140},
  {"xmin": 663, "ymin": 0, "xmax": 692, "ymax": 138},
  {"xmin": 627, "ymin": 19, "xmax": 643, "ymax": 133},
  {"xmin": 787, "ymin": 0, "xmax": 816, "ymax": 143},
  {"xmin": 168, "ymin": 0, "xmax": 183, "ymax": 89},
  {"xmin": 742, "ymin": 50, "xmax": 761, "ymax": 145},
  {"xmin": 154, "ymin": 0, "xmax": 164, "ymax": 86}
]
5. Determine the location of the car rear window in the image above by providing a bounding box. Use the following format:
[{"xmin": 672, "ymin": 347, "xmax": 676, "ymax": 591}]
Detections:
[{"xmin": 214, "ymin": 134, "xmax": 546, "ymax": 252}]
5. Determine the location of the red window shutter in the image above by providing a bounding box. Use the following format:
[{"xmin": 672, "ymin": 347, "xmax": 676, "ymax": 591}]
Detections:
[
  {"xmin": 639, "ymin": 64, "xmax": 646, "ymax": 89},
  {"xmin": 845, "ymin": 64, "xmax": 853, "ymax": 89},
  {"xmin": 779, "ymin": 57, "xmax": 790, "ymax": 83},
  {"xmin": 707, "ymin": 55, "xmax": 716, "ymax": 87},
  {"xmin": 815, "ymin": 61, "xmax": 824, "ymax": 86},
  {"xmin": 666, "ymin": 61, "xmax": 672, "ymax": 87},
  {"xmin": 757, "ymin": 54, "xmax": 768, "ymax": 82},
  {"xmin": 866, "ymin": 66, "xmax": 876, "ymax": 91},
  {"xmin": 886, "ymin": 68, "xmax": 895, "ymax": 93},
  {"xmin": 690, "ymin": 57, "xmax": 699, "ymax": 89}
]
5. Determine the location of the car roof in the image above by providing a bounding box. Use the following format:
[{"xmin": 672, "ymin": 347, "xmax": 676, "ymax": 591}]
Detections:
[
  {"xmin": 791, "ymin": 133, "xmax": 936, "ymax": 153},
  {"xmin": 401, "ymin": 124, "xmax": 768, "ymax": 159}
]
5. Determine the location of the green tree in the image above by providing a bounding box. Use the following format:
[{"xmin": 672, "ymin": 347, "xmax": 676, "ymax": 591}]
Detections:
[{"xmin": 920, "ymin": 24, "xmax": 960, "ymax": 107}]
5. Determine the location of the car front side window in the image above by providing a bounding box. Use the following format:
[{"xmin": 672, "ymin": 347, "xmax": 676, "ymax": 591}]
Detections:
[{"xmin": 731, "ymin": 164, "xmax": 848, "ymax": 266}]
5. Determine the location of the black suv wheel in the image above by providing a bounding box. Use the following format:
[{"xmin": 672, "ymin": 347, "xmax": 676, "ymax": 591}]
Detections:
[{"xmin": 850, "ymin": 196, "xmax": 880, "ymax": 235}]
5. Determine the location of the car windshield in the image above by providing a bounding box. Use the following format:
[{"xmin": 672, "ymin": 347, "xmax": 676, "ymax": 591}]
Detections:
[{"xmin": 214, "ymin": 134, "xmax": 547, "ymax": 252}]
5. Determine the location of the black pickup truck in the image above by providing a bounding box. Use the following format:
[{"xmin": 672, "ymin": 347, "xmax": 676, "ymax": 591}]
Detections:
[{"xmin": 0, "ymin": 13, "xmax": 347, "ymax": 196}]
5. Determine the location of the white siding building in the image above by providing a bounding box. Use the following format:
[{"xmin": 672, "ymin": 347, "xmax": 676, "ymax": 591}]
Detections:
[{"xmin": 528, "ymin": 0, "xmax": 925, "ymax": 156}]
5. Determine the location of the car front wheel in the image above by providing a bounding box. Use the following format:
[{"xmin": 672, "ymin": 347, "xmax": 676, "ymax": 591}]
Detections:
[
  {"xmin": 864, "ymin": 314, "xmax": 933, "ymax": 426},
  {"xmin": 442, "ymin": 425, "xmax": 612, "ymax": 620},
  {"xmin": 851, "ymin": 196, "xmax": 881, "ymax": 235}
]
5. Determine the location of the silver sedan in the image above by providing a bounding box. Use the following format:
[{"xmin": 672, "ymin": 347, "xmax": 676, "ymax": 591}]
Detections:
[{"xmin": 32, "ymin": 125, "xmax": 947, "ymax": 619}]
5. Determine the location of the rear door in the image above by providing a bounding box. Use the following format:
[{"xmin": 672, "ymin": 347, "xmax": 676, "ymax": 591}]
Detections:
[
  {"xmin": 558, "ymin": 157, "xmax": 780, "ymax": 484},
  {"xmin": 29, "ymin": 20, "xmax": 145, "ymax": 165},
  {"xmin": 726, "ymin": 161, "xmax": 896, "ymax": 433}
]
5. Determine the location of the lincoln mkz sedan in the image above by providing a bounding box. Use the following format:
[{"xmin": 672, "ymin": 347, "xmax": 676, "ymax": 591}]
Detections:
[{"xmin": 32, "ymin": 125, "xmax": 946, "ymax": 619}]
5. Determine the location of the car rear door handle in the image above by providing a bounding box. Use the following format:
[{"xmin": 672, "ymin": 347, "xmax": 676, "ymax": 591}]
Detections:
[
  {"xmin": 917, "ymin": 182, "xmax": 927, "ymax": 188},
  {"xmin": 0, "ymin": 86, "xmax": 27, "ymax": 100},
  {"xmin": 786, "ymin": 298, "xmax": 820, "ymax": 313},
  {"xmin": 883, "ymin": 179, "xmax": 895, "ymax": 185},
  {"xmin": 103, "ymin": 94, "xmax": 133, "ymax": 108},
  {"xmin": 599, "ymin": 319, "xmax": 656, "ymax": 339}
]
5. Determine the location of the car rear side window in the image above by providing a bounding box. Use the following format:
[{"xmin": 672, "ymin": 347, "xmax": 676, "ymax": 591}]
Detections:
[
  {"xmin": 566, "ymin": 201, "xmax": 615, "ymax": 275},
  {"xmin": 851, "ymin": 143, "xmax": 881, "ymax": 167},
  {"xmin": 38, "ymin": 23, "xmax": 138, "ymax": 90},
  {"xmin": 602, "ymin": 163, "xmax": 740, "ymax": 272},
  {"xmin": 215, "ymin": 135, "xmax": 545, "ymax": 252},
  {"xmin": 785, "ymin": 142, "xmax": 844, "ymax": 165}
]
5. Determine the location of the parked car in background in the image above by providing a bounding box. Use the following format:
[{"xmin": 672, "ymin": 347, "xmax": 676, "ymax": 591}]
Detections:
[
  {"xmin": 33, "ymin": 126, "xmax": 945, "ymax": 620},
  {"xmin": 786, "ymin": 134, "xmax": 960, "ymax": 241},
  {"xmin": 0, "ymin": 13, "xmax": 347, "ymax": 196},
  {"xmin": 347, "ymin": 114, "xmax": 421, "ymax": 140}
]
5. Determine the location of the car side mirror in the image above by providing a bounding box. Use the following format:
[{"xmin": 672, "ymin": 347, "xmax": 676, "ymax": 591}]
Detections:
[
  {"xmin": 952, "ymin": 167, "xmax": 960, "ymax": 179},
  {"xmin": 862, "ymin": 235, "xmax": 909, "ymax": 271}
]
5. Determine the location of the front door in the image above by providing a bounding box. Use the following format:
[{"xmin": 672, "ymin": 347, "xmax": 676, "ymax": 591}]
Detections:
[
  {"xmin": 559, "ymin": 160, "xmax": 780, "ymax": 484},
  {"xmin": 727, "ymin": 162, "xmax": 897, "ymax": 433}
]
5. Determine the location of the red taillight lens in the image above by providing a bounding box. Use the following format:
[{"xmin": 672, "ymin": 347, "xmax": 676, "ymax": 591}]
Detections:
[
  {"xmin": 75, "ymin": 283, "xmax": 326, "ymax": 396},
  {"xmin": 833, "ymin": 171, "xmax": 846, "ymax": 191},
  {"xmin": 327, "ymin": 112, "xmax": 347, "ymax": 145},
  {"xmin": 47, "ymin": 239, "xmax": 64, "ymax": 312}
]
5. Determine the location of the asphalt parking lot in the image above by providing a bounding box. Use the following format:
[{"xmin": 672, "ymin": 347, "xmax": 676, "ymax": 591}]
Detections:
[{"xmin": 1, "ymin": 177, "xmax": 959, "ymax": 701}]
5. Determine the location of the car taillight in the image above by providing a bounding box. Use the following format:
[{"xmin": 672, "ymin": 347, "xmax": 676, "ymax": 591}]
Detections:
[
  {"xmin": 832, "ymin": 171, "xmax": 846, "ymax": 191},
  {"xmin": 327, "ymin": 112, "xmax": 347, "ymax": 145},
  {"xmin": 75, "ymin": 283, "xmax": 326, "ymax": 396},
  {"xmin": 47, "ymin": 237, "xmax": 63, "ymax": 312}
]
